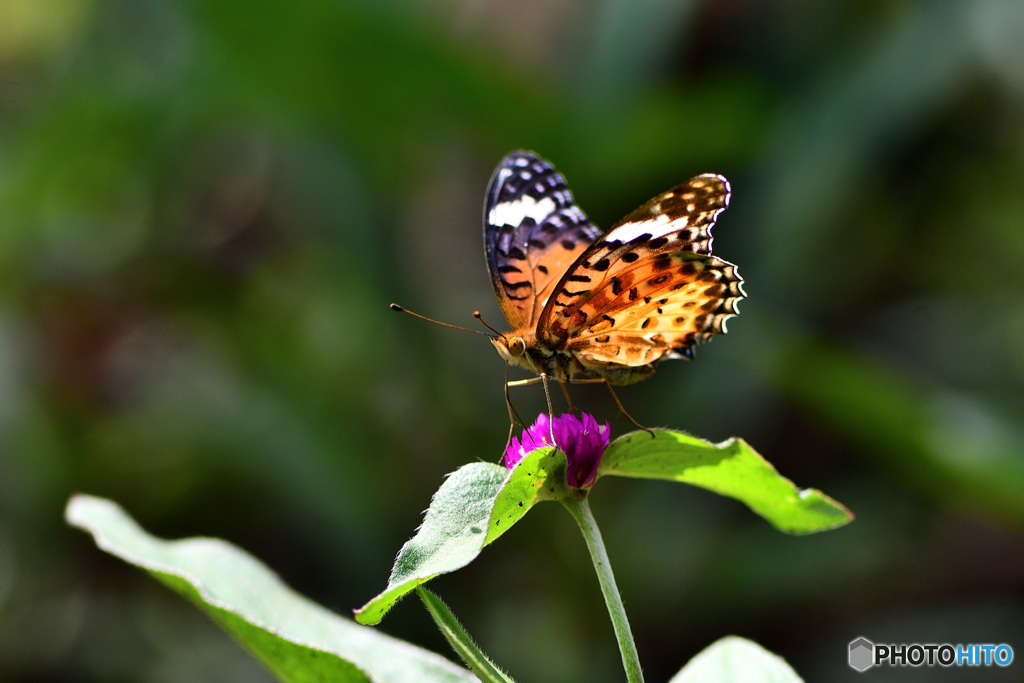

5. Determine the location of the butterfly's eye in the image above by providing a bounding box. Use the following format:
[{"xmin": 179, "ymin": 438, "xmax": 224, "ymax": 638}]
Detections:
[{"xmin": 507, "ymin": 336, "xmax": 526, "ymax": 357}]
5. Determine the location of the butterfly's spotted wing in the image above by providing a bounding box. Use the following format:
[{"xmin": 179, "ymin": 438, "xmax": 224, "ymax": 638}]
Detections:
[
  {"xmin": 484, "ymin": 151, "xmax": 602, "ymax": 331},
  {"xmin": 536, "ymin": 174, "xmax": 744, "ymax": 382}
]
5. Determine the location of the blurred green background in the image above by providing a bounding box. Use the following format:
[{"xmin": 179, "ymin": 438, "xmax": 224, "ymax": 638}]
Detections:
[{"xmin": 2, "ymin": 0, "xmax": 1023, "ymax": 681}]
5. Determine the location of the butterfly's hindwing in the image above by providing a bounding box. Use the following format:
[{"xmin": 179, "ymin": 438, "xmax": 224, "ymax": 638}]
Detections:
[
  {"xmin": 484, "ymin": 151, "xmax": 602, "ymax": 330},
  {"xmin": 564, "ymin": 253, "xmax": 742, "ymax": 366}
]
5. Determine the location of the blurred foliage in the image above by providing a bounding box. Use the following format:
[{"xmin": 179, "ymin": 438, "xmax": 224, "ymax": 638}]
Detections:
[{"xmin": 2, "ymin": 0, "xmax": 1023, "ymax": 681}]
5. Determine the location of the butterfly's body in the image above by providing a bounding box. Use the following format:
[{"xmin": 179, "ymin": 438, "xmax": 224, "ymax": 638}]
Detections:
[
  {"xmin": 492, "ymin": 332, "xmax": 592, "ymax": 383},
  {"xmin": 493, "ymin": 329, "xmax": 657, "ymax": 385},
  {"xmin": 485, "ymin": 152, "xmax": 744, "ymax": 392}
]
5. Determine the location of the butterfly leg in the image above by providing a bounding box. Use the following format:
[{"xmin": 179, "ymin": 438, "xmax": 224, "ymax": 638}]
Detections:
[
  {"xmin": 602, "ymin": 381, "xmax": 654, "ymax": 437},
  {"xmin": 557, "ymin": 380, "xmax": 578, "ymax": 414},
  {"xmin": 505, "ymin": 374, "xmax": 558, "ymax": 445},
  {"xmin": 567, "ymin": 378, "xmax": 654, "ymax": 437},
  {"xmin": 505, "ymin": 374, "xmax": 559, "ymax": 444},
  {"xmin": 503, "ymin": 366, "xmax": 519, "ymax": 449},
  {"xmin": 502, "ymin": 362, "xmax": 535, "ymax": 451},
  {"xmin": 504, "ymin": 364, "xmax": 527, "ymax": 424},
  {"xmin": 540, "ymin": 373, "xmax": 557, "ymax": 444}
]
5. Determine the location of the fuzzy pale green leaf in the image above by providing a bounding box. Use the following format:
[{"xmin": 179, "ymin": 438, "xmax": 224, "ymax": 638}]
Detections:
[
  {"xmin": 65, "ymin": 494, "xmax": 475, "ymax": 683},
  {"xmin": 599, "ymin": 429, "xmax": 853, "ymax": 534},
  {"xmin": 356, "ymin": 448, "xmax": 565, "ymax": 625},
  {"xmin": 670, "ymin": 636, "xmax": 803, "ymax": 682}
]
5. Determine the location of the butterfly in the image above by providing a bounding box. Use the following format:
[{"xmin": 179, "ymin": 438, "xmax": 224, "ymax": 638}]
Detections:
[{"xmin": 484, "ymin": 151, "xmax": 744, "ymax": 400}]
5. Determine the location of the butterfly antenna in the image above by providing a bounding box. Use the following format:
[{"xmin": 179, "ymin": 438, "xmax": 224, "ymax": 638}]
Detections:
[
  {"xmin": 472, "ymin": 310, "xmax": 506, "ymax": 340},
  {"xmin": 390, "ymin": 303, "xmax": 495, "ymax": 338}
]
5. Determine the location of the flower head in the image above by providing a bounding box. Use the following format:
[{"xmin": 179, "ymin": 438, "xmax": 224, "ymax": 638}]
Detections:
[{"xmin": 504, "ymin": 412, "xmax": 610, "ymax": 489}]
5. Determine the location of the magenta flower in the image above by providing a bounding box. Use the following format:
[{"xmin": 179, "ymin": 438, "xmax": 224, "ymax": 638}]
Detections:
[{"xmin": 504, "ymin": 412, "xmax": 611, "ymax": 489}]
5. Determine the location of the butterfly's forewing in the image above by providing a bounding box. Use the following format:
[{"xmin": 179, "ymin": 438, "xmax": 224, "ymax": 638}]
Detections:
[
  {"xmin": 484, "ymin": 152, "xmax": 602, "ymax": 331},
  {"xmin": 609, "ymin": 173, "xmax": 729, "ymax": 256},
  {"xmin": 537, "ymin": 174, "xmax": 744, "ymax": 367}
]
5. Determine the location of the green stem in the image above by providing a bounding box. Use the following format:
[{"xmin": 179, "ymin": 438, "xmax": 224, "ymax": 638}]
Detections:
[{"xmin": 561, "ymin": 494, "xmax": 644, "ymax": 683}]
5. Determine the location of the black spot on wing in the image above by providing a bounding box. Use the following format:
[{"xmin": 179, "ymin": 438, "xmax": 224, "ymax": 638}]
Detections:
[{"xmin": 502, "ymin": 280, "xmax": 532, "ymax": 291}]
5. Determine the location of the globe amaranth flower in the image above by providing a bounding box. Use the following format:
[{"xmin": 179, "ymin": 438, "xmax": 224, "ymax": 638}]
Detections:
[{"xmin": 504, "ymin": 412, "xmax": 610, "ymax": 489}]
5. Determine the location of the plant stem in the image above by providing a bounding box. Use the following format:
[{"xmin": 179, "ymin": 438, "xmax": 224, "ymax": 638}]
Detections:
[
  {"xmin": 561, "ymin": 494, "xmax": 644, "ymax": 683},
  {"xmin": 417, "ymin": 588, "xmax": 516, "ymax": 683}
]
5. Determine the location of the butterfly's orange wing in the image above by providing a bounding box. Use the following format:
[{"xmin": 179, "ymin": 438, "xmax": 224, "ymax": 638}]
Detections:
[
  {"xmin": 537, "ymin": 174, "xmax": 744, "ymax": 375},
  {"xmin": 484, "ymin": 152, "xmax": 602, "ymax": 331}
]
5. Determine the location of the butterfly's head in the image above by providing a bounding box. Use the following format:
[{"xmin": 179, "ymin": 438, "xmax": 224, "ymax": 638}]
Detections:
[
  {"xmin": 492, "ymin": 333, "xmax": 544, "ymax": 374},
  {"xmin": 491, "ymin": 334, "xmax": 525, "ymax": 361}
]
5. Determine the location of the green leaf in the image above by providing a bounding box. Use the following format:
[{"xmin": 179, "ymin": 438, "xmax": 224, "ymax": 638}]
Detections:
[
  {"xmin": 599, "ymin": 430, "xmax": 853, "ymax": 534},
  {"xmin": 670, "ymin": 636, "xmax": 803, "ymax": 682},
  {"xmin": 356, "ymin": 448, "xmax": 565, "ymax": 625},
  {"xmin": 417, "ymin": 588, "xmax": 517, "ymax": 683},
  {"xmin": 65, "ymin": 494, "xmax": 475, "ymax": 683}
]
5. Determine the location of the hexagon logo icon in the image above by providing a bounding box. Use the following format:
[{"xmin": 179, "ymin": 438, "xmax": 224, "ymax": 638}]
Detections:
[{"xmin": 849, "ymin": 637, "xmax": 875, "ymax": 672}]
